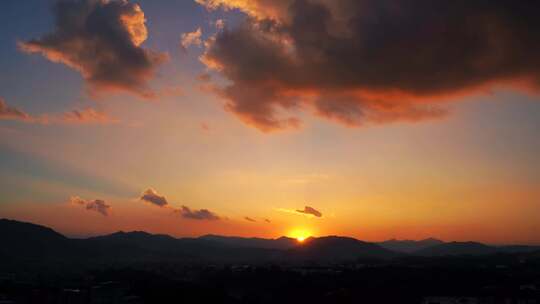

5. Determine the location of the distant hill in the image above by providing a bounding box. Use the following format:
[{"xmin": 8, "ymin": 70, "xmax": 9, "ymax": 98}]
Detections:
[
  {"xmin": 415, "ymin": 242, "xmax": 498, "ymax": 256},
  {"xmin": 199, "ymin": 234, "xmax": 298, "ymax": 250},
  {"xmin": 88, "ymin": 231, "xmax": 181, "ymax": 253},
  {"xmin": 85, "ymin": 231, "xmax": 193, "ymax": 261},
  {"xmin": 0, "ymin": 218, "xmax": 73, "ymax": 259},
  {"xmin": 0, "ymin": 218, "xmax": 66, "ymax": 241},
  {"xmin": 415, "ymin": 241, "xmax": 540, "ymax": 257},
  {"xmin": 378, "ymin": 238, "xmax": 444, "ymax": 253},
  {"xmin": 286, "ymin": 236, "xmax": 399, "ymax": 261},
  {"xmin": 86, "ymin": 231, "xmax": 282, "ymax": 263},
  {"xmin": 1, "ymin": 219, "xmax": 539, "ymax": 265},
  {"xmin": 497, "ymin": 245, "xmax": 540, "ymax": 254}
]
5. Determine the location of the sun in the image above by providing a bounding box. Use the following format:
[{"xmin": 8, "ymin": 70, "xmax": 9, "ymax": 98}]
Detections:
[{"xmin": 289, "ymin": 229, "xmax": 312, "ymax": 243}]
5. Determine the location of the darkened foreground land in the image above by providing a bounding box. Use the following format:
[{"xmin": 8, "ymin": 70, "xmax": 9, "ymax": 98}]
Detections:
[{"xmin": 1, "ymin": 219, "xmax": 540, "ymax": 303}]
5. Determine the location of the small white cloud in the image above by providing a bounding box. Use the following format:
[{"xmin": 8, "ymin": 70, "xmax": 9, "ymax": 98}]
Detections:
[{"xmin": 181, "ymin": 28, "xmax": 203, "ymax": 50}]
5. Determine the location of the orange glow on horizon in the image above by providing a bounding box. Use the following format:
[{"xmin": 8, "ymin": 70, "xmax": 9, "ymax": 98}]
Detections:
[{"xmin": 288, "ymin": 228, "xmax": 312, "ymax": 242}]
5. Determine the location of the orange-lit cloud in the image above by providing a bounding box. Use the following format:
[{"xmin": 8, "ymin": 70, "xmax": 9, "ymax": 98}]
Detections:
[
  {"xmin": 70, "ymin": 196, "xmax": 110, "ymax": 216},
  {"xmin": 181, "ymin": 27, "xmax": 203, "ymax": 50},
  {"xmin": 244, "ymin": 216, "xmax": 256, "ymax": 222},
  {"xmin": 19, "ymin": 0, "xmax": 166, "ymax": 98},
  {"xmin": 196, "ymin": 0, "xmax": 291, "ymax": 20},
  {"xmin": 198, "ymin": 0, "xmax": 540, "ymax": 131}
]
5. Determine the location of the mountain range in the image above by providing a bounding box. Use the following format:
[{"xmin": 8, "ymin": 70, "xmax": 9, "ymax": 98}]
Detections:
[
  {"xmin": 1, "ymin": 219, "xmax": 539, "ymax": 267},
  {"xmin": 377, "ymin": 237, "xmax": 444, "ymax": 253}
]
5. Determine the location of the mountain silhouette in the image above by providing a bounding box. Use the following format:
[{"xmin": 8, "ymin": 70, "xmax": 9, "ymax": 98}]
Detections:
[
  {"xmin": 286, "ymin": 236, "xmax": 399, "ymax": 261},
  {"xmin": 1, "ymin": 219, "xmax": 539, "ymax": 266},
  {"xmin": 86, "ymin": 231, "xmax": 282, "ymax": 263},
  {"xmin": 0, "ymin": 218, "xmax": 66, "ymax": 242},
  {"xmin": 0, "ymin": 218, "xmax": 74, "ymax": 260},
  {"xmin": 378, "ymin": 238, "xmax": 444, "ymax": 253},
  {"xmin": 498, "ymin": 245, "xmax": 540, "ymax": 254},
  {"xmin": 199, "ymin": 234, "xmax": 298, "ymax": 250},
  {"xmin": 415, "ymin": 241, "xmax": 498, "ymax": 256},
  {"xmin": 416, "ymin": 241, "xmax": 540, "ymax": 256}
]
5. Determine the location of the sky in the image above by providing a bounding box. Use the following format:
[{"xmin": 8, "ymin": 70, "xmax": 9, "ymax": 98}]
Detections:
[{"xmin": 1, "ymin": 0, "xmax": 540, "ymax": 244}]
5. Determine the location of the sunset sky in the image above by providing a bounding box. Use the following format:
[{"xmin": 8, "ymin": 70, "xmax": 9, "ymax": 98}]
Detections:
[{"xmin": 1, "ymin": 0, "xmax": 540, "ymax": 244}]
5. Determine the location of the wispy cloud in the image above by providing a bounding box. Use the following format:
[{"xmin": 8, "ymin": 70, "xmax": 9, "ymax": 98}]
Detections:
[
  {"xmin": 276, "ymin": 206, "xmax": 323, "ymax": 218},
  {"xmin": 281, "ymin": 173, "xmax": 329, "ymax": 185},
  {"xmin": 140, "ymin": 188, "xmax": 168, "ymax": 207},
  {"xmin": 177, "ymin": 206, "xmax": 220, "ymax": 221},
  {"xmin": 296, "ymin": 206, "xmax": 323, "ymax": 218},
  {"xmin": 0, "ymin": 98, "xmax": 31, "ymax": 121},
  {"xmin": 139, "ymin": 188, "xmax": 221, "ymax": 220},
  {"xmin": 62, "ymin": 108, "xmax": 118, "ymax": 124},
  {"xmin": 70, "ymin": 196, "xmax": 111, "ymax": 216},
  {"xmin": 1, "ymin": 98, "xmax": 117, "ymax": 125},
  {"xmin": 200, "ymin": 122, "xmax": 211, "ymax": 131}
]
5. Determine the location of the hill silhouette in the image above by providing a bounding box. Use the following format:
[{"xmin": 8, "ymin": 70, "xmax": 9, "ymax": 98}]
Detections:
[
  {"xmin": 416, "ymin": 241, "xmax": 498, "ymax": 256},
  {"xmin": 1, "ymin": 219, "xmax": 539, "ymax": 266},
  {"xmin": 199, "ymin": 234, "xmax": 298, "ymax": 250},
  {"xmin": 378, "ymin": 238, "xmax": 444, "ymax": 253},
  {"xmin": 0, "ymin": 218, "xmax": 75, "ymax": 260},
  {"xmin": 287, "ymin": 236, "xmax": 399, "ymax": 260}
]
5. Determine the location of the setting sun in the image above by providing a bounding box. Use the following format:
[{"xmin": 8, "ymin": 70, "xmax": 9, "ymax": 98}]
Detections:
[{"xmin": 289, "ymin": 229, "xmax": 312, "ymax": 242}]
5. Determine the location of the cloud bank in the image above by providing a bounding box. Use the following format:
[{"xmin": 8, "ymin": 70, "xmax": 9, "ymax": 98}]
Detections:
[
  {"xmin": 198, "ymin": 0, "xmax": 540, "ymax": 131},
  {"xmin": 20, "ymin": 0, "xmax": 166, "ymax": 98}
]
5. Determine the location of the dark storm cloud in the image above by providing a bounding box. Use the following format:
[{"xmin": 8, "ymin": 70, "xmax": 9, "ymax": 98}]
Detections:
[
  {"xmin": 199, "ymin": 0, "xmax": 540, "ymax": 131},
  {"xmin": 71, "ymin": 196, "xmax": 111, "ymax": 216},
  {"xmin": 296, "ymin": 206, "xmax": 322, "ymax": 218},
  {"xmin": 140, "ymin": 188, "xmax": 168, "ymax": 207},
  {"xmin": 178, "ymin": 206, "xmax": 220, "ymax": 220},
  {"xmin": 19, "ymin": 0, "xmax": 167, "ymax": 98}
]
